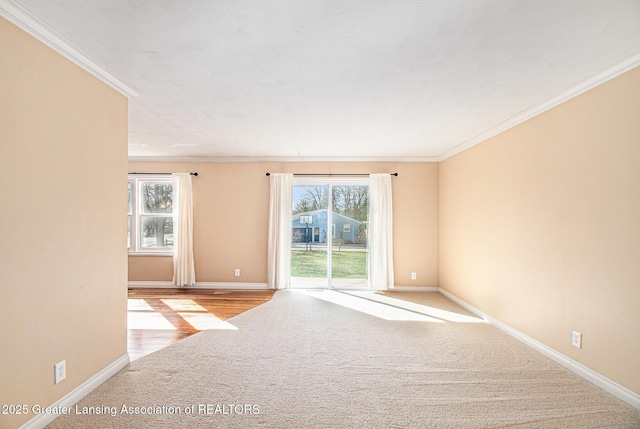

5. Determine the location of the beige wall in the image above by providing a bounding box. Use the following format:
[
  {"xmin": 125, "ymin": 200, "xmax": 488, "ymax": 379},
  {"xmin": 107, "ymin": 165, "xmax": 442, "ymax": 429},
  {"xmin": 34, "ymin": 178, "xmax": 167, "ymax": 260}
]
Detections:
[
  {"xmin": 0, "ymin": 18, "xmax": 129, "ymax": 428},
  {"xmin": 128, "ymin": 162, "xmax": 439, "ymax": 287},
  {"xmin": 439, "ymin": 67, "xmax": 640, "ymax": 394}
]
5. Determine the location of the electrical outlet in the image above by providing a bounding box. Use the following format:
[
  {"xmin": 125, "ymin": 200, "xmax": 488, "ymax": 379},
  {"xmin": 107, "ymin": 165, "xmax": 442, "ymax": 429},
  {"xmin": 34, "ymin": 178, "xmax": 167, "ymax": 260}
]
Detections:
[
  {"xmin": 571, "ymin": 331, "xmax": 582, "ymax": 349},
  {"xmin": 410, "ymin": 272, "xmax": 417, "ymax": 280},
  {"xmin": 234, "ymin": 268, "xmax": 240, "ymax": 277},
  {"xmin": 54, "ymin": 360, "xmax": 66, "ymax": 384}
]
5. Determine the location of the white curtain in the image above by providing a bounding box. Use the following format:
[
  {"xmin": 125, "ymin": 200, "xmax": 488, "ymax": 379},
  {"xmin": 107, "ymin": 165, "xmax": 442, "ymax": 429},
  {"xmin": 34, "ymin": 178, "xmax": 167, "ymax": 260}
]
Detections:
[
  {"xmin": 267, "ymin": 173, "xmax": 293, "ymax": 289},
  {"xmin": 172, "ymin": 173, "xmax": 196, "ymax": 287},
  {"xmin": 368, "ymin": 173, "xmax": 394, "ymax": 290}
]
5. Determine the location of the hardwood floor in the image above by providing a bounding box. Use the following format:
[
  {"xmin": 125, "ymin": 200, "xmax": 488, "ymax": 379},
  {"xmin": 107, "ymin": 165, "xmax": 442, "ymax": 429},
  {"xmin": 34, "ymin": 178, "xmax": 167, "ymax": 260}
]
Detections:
[{"xmin": 127, "ymin": 288, "xmax": 275, "ymax": 361}]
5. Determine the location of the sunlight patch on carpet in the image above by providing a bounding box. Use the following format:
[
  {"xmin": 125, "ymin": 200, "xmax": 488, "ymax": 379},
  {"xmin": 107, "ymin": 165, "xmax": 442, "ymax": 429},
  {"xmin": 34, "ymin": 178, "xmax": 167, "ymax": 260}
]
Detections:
[
  {"xmin": 178, "ymin": 312, "xmax": 238, "ymax": 330},
  {"xmin": 343, "ymin": 291, "xmax": 484, "ymax": 323},
  {"xmin": 298, "ymin": 290, "xmax": 445, "ymax": 322}
]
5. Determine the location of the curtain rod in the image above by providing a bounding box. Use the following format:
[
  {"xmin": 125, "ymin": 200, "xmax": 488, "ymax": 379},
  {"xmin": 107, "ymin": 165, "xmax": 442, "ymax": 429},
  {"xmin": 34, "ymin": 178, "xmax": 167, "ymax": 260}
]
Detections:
[
  {"xmin": 265, "ymin": 173, "xmax": 397, "ymax": 177},
  {"xmin": 129, "ymin": 172, "xmax": 198, "ymax": 176}
]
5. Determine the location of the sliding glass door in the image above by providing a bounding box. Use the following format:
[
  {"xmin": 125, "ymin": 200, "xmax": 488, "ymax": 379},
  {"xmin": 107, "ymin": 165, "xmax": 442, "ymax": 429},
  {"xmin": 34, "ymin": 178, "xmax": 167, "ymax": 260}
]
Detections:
[
  {"xmin": 330, "ymin": 184, "xmax": 369, "ymax": 288},
  {"xmin": 290, "ymin": 179, "xmax": 369, "ymax": 289}
]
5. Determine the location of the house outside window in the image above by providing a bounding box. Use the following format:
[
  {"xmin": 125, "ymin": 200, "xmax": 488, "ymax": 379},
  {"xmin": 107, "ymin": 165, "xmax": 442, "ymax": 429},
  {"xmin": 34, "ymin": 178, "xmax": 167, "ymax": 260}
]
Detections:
[{"xmin": 128, "ymin": 176, "xmax": 173, "ymax": 254}]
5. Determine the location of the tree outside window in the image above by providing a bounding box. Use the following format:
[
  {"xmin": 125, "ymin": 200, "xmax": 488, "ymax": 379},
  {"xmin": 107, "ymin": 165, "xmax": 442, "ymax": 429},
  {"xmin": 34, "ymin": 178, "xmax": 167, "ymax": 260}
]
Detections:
[{"xmin": 129, "ymin": 177, "xmax": 174, "ymax": 253}]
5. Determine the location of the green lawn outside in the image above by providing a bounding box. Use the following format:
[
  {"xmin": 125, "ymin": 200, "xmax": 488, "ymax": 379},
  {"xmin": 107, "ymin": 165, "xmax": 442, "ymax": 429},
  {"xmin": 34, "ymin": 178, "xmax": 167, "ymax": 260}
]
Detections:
[{"xmin": 291, "ymin": 250, "xmax": 367, "ymax": 278}]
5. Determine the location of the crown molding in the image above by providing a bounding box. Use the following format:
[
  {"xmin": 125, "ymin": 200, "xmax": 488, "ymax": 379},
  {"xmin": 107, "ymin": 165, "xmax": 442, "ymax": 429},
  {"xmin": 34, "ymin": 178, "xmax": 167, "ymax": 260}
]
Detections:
[
  {"xmin": 0, "ymin": 0, "xmax": 138, "ymax": 97},
  {"xmin": 128, "ymin": 155, "xmax": 439, "ymax": 163},
  {"xmin": 130, "ymin": 49, "xmax": 639, "ymax": 164},
  {"xmin": 437, "ymin": 54, "xmax": 640, "ymax": 161}
]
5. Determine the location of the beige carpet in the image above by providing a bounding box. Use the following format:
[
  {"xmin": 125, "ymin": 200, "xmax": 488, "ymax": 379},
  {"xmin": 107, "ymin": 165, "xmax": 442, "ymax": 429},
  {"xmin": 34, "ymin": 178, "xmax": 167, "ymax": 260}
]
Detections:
[{"xmin": 46, "ymin": 290, "xmax": 640, "ymax": 428}]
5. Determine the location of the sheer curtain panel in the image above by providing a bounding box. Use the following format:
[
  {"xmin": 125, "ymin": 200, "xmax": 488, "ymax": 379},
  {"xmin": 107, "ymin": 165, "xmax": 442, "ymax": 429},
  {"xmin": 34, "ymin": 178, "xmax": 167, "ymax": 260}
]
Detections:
[
  {"xmin": 172, "ymin": 173, "xmax": 196, "ymax": 286},
  {"xmin": 368, "ymin": 173, "xmax": 395, "ymax": 290},
  {"xmin": 267, "ymin": 173, "xmax": 293, "ymax": 289}
]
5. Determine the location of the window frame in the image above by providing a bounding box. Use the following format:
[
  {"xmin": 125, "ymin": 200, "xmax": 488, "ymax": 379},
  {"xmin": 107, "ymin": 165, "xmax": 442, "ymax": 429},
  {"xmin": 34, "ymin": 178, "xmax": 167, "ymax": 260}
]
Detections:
[{"xmin": 128, "ymin": 175, "xmax": 174, "ymax": 256}]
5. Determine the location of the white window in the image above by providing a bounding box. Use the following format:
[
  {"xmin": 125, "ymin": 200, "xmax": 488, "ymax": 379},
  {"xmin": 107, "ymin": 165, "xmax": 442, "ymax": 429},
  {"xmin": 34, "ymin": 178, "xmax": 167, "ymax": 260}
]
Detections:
[
  {"xmin": 128, "ymin": 176, "xmax": 173, "ymax": 254},
  {"xmin": 343, "ymin": 224, "xmax": 351, "ymax": 233}
]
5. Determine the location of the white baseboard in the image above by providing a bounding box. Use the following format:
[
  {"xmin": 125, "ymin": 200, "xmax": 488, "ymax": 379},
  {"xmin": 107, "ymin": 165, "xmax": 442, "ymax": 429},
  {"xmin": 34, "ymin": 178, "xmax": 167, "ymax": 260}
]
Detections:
[
  {"xmin": 128, "ymin": 281, "xmax": 174, "ymax": 288},
  {"xmin": 391, "ymin": 286, "xmax": 439, "ymax": 292},
  {"xmin": 19, "ymin": 354, "xmax": 130, "ymax": 429},
  {"xmin": 128, "ymin": 281, "xmax": 440, "ymax": 291},
  {"xmin": 127, "ymin": 282, "xmax": 449, "ymax": 292},
  {"xmin": 194, "ymin": 282, "xmax": 270, "ymax": 290},
  {"xmin": 128, "ymin": 281, "xmax": 270, "ymax": 290},
  {"xmin": 438, "ymin": 288, "xmax": 640, "ymax": 411}
]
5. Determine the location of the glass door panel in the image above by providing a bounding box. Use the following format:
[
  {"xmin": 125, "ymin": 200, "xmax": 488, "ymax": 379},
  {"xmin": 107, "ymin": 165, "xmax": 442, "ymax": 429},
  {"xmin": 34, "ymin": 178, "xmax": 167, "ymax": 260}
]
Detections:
[
  {"xmin": 290, "ymin": 185, "xmax": 329, "ymax": 288},
  {"xmin": 330, "ymin": 185, "xmax": 369, "ymax": 289}
]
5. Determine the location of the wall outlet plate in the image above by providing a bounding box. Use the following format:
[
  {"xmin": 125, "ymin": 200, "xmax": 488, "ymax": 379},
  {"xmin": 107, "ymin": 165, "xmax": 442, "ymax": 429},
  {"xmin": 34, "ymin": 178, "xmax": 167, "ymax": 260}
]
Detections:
[
  {"xmin": 54, "ymin": 360, "xmax": 66, "ymax": 384},
  {"xmin": 234, "ymin": 268, "xmax": 240, "ymax": 277},
  {"xmin": 571, "ymin": 331, "xmax": 582, "ymax": 348},
  {"xmin": 410, "ymin": 272, "xmax": 417, "ymax": 280}
]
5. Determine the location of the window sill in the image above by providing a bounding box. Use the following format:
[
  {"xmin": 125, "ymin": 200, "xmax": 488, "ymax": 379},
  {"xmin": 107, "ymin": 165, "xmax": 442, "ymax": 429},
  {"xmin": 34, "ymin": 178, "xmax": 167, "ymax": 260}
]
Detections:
[{"xmin": 128, "ymin": 251, "xmax": 173, "ymax": 257}]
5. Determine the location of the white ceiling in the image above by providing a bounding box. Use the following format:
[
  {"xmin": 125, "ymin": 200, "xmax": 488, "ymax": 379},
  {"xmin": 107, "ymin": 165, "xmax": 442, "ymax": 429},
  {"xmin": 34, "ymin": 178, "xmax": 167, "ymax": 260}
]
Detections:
[{"xmin": 7, "ymin": 0, "xmax": 640, "ymax": 161}]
